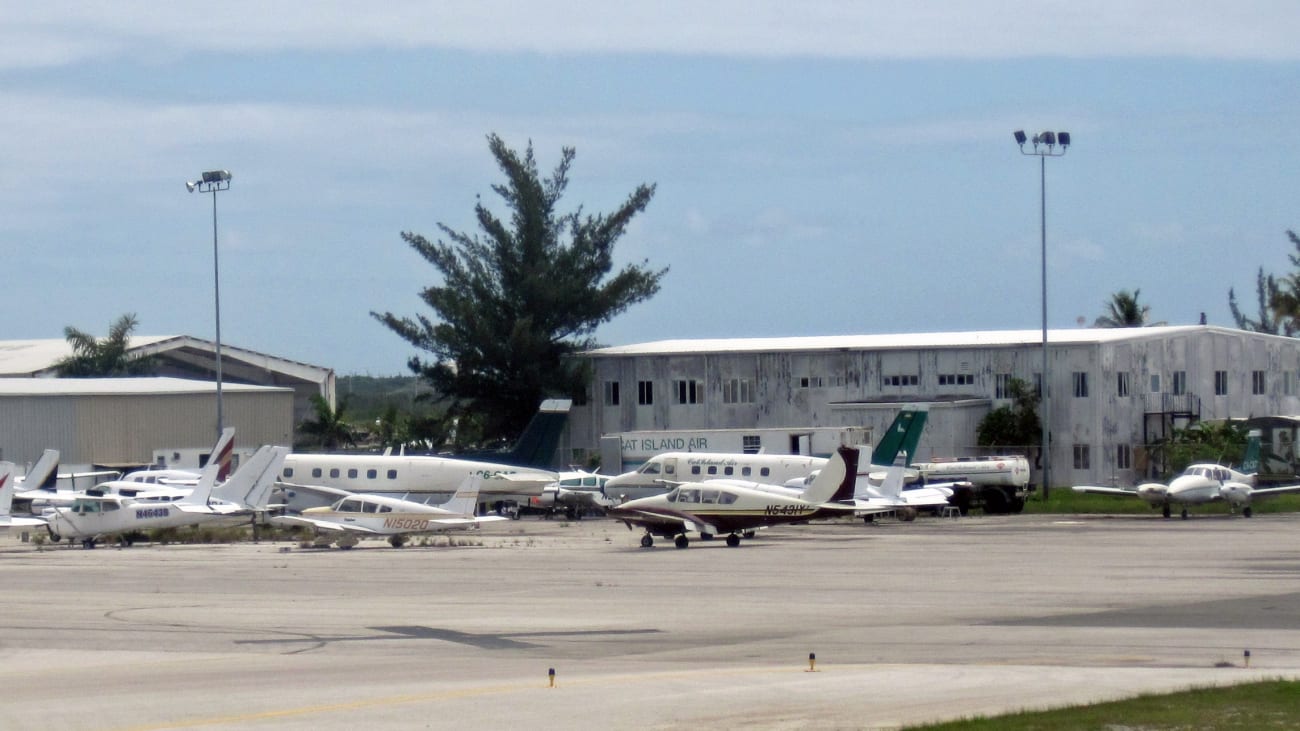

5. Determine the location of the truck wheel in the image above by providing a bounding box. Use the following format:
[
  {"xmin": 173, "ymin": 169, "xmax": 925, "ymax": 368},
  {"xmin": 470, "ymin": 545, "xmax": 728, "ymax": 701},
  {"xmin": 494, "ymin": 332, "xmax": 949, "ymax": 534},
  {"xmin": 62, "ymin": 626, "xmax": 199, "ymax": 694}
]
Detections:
[
  {"xmin": 1009, "ymin": 497, "xmax": 1026, "ymax": 514},
  {"xmin": 982, "ymin": 488, "xmax": 1009, "ymax": 514}
]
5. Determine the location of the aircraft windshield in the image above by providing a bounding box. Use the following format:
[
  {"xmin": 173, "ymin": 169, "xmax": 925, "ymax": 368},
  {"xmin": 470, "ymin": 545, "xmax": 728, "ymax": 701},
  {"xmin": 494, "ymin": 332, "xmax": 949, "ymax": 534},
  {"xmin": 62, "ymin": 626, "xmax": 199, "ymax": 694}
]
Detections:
[{"xmin": 639, "ymin": 462, "xmax": 661, "ymax": 475}]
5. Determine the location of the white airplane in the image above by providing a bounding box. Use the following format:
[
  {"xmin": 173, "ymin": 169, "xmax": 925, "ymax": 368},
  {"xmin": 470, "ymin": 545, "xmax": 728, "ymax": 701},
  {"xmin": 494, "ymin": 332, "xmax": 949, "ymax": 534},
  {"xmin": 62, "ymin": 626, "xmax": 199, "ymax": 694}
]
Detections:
[
  {"xmin": 606, "ymin": 445, "xmax": 862, "ymax": 548},
  {"xmin": 528, "ymin": 471, "xmax": 614, "ymax": 518},
  {"xmin": 1072, "ymin": 430, "xmax": 1300, "ymax": 519},
  {"xmin": 23, "ymin": 428, "xmax": 237, "ymax": 513},
  {"xmin": 271, "ymin": 475, "xmax": 508, "ymax": 548},
  {"xmin": 602, "ymin": 404, "xmax": 930, "ymax": 503},
  {"xmin": 45, "ymin": 443, "xmax": 289, "ymax": 548},
  {"xmin": 849, "ymin": 450, "xmax": 956, "ymax": 522},
  {"xmin": 119, "ymin": 427, "xmax": 236, "ymax": 487},
  {"xmin": 1, "ymin": 463, "xmax": 49, "ymax": 532},
  {"xmin": 275, "ymin": 400, "xmax": 570, "ymax": 514}
]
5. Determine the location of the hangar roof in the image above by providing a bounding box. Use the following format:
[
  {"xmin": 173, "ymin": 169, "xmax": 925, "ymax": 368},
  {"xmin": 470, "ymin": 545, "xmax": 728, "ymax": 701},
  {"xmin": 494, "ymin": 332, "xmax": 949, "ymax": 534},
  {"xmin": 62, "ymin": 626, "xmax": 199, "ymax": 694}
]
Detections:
[
  {"xmin": 0, "ymin": 335, "xmax": 329, "ymax": 382},
  {"xmin": 0, "ymin": 377, "xmax": 292, "ymax": 396},
  {"xmin": 583, "ymin": 325, "xmax": 1281, "ymax": 357}
]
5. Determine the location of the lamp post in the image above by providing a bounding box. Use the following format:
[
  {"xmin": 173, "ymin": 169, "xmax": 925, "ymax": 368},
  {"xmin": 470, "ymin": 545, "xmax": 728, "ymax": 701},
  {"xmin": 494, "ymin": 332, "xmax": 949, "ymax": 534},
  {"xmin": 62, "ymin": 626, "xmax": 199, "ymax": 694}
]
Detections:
[
  {"xmin": 186, "ymin": 169, "xmax": 232, "ymax": 436},
  {"xmin": 1013, "ymin": 131, "xmax": 1069, "ymax": 500}
]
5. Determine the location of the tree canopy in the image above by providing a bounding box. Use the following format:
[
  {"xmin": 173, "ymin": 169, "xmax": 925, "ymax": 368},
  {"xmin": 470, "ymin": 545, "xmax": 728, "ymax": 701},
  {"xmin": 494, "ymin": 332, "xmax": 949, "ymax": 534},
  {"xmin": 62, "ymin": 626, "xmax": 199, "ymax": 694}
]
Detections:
[
  {"xmin": 1094, "ymin": 288, "xmax": 1152, "ymax": 327},
  {"xmin": 297, "ymin": 394, "xmax": 357, "ymax": 450},
  {"xmin": 372, "ymin": 134, "xmax": 666, "ymax": 441},
  {"xmin": 1229, "ymin": 230, "xmax": 1300, "ymax": 336},
  {"xmin": 54, "ymin": 313, "xmax": 156, "ymax": 377}
]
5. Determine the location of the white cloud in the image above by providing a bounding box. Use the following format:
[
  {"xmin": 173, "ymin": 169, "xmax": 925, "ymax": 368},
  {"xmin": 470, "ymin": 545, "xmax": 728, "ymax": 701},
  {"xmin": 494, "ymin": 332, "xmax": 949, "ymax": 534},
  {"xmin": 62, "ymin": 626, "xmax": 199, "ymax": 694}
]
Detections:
[{"xmin": 3, "ymin": 1, "xmax": 1298, "ymax": 70}]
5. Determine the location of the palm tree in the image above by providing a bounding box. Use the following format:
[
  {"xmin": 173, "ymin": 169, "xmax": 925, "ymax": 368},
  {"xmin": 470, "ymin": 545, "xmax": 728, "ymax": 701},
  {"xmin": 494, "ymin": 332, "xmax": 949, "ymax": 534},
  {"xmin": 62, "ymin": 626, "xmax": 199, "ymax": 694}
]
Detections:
[
  {"xmin": 54, "ymin": 313, "xmax": 157, "ymax": 376},
  {"xmin": 298, "ymin": 395, "xmax": 357, "ymax": 450},
  {"xmin": 1094, "ymin": 289, "xmax": 1151, "ymax": 328}
]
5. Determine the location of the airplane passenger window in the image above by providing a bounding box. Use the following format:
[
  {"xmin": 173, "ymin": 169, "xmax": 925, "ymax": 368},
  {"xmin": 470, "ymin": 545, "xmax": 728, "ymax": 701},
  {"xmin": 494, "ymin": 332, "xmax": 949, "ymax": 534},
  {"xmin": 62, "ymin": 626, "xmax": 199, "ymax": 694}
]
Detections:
[
  {"xmin": 724, "ymin": 467, "xmax": 734, "ymax": 475},
  {"xmin": 742, "ymin": 467, "xmax": 752, "ymax": 476},
  {"xmin": 379, "ymin": 505, "xmax": 392, "ymax": 513},
  {"xmin": 104, "ymin": 502, "xmax": 120, "ymax": 512},
  {"xmin": 718, "ymin": 492, "xmax": 738, "ymax": 505},
  {"xmin": 701, "ymin": 489, "xmax": 719, "ymax": 504},
  {"xmin": 329, "ymin": 468, "xmax": 341, "ymax": 478},
  {"xmin": 362, "ymin": 502, "xmax": 379, "ymax": 513},
  {"xmin": 348, "ymin": 469, "xmax": 359, "ymax": 479},
  {"xmin": 367, "ymin": 469, "xmax": 378, "ymax": 479},
  {"xmin": 678, "ymin": 489, "xmax": 700, "ymax": 503},
  {"xmin": 283, "ymin": 467, "xmax": 295, "ymax": 478},
  {"xmin": 760, "ymin": 468, "xmax": 771, "ymax": 477},
  {"xmin": 691, "ymin": 466, "xmax": 701, "ymax": 475},
  {"xmin": 312, "ymin": 468, "xmax": 323, "ymax": 478},
  {"xmin": 387, "ymin": 470, "xmax": 398, "ymax": 479},
  {"xmin": 707, "ymin": 466, "xmax": 717, "ymax": 475}
]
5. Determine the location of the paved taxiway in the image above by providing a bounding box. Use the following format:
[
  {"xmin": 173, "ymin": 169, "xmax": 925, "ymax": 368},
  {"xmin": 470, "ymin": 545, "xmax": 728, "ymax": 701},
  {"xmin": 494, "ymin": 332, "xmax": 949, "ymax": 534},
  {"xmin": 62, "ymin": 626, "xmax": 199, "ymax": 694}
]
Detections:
[{"xmin": 2, "ymin": 512, "xmax": 1299, "ymax": 730}]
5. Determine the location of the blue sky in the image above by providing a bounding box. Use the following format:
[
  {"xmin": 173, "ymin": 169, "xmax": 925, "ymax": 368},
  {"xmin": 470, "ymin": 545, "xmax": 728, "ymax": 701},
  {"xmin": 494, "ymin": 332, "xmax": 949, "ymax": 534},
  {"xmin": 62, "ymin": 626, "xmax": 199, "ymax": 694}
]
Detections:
[{"xmin": 2, "ymin": 2, "xmax": 1298, "ymax": 374}]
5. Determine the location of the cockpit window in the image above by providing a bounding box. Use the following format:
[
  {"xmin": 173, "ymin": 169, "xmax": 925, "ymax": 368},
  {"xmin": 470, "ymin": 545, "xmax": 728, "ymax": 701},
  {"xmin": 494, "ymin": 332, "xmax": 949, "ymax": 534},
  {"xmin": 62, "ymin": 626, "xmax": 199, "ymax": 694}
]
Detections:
[
  {"xmin": 639, "ymin": 462, "xmax": 661, "ymax": 475},
  {"xmin": 676, "ymin": 488, "xmax": 701, "ymax": 504},
  {"xmin": 338, "ymin": 499, "xmax": 364, "ymax": 513},
  {"xmin": 362, "ymin": 501, "xmax": 380, "ymax": 513}
]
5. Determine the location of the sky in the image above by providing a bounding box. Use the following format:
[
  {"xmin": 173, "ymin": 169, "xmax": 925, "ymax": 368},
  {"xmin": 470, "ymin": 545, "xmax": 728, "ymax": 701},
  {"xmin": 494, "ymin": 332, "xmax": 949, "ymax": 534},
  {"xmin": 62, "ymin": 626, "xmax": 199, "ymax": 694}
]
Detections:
[{"xmin": 2, "ymin": 2, "xmax": 1299, "ymax": 375}]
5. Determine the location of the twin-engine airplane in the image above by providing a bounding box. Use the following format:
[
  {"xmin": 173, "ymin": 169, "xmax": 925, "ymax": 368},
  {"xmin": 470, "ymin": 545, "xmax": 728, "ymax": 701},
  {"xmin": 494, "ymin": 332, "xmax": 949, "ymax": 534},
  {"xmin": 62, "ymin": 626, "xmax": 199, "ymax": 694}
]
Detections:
[
  {"xmin": 606, "ymin": 445, "xmax": 861, "ymax": 548},
  {"xmin": 851, "ymin": 450, "xmax": 955, "ymax": 521},
  {"xmin": 1072, "ymin": 430, "xmax": 1300, "ymax": 519},
  {"xmin": 45, "ymin": 443, "xmax": 288, "ymax": 548},
  {"xmin": 271, "ymin": 475, "xmax": 507, "ymax": 548}
]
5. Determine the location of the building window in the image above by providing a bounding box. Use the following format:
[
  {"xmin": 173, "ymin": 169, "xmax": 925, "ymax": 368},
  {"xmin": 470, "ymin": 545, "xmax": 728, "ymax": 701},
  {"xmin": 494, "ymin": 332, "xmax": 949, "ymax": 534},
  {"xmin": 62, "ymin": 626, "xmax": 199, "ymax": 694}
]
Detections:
[
  {"xmin": 1287, "ymin": 371, "xmax": 1296, "ymax": 397},
  {"xmin": 722, "ymin": 378, "xmax": 754, "ymax": 404},
  {"xmin": 1033, "ymin": 373, "xmax": 1044, "ymax": 398},
  {"xmin": 603, "ymin": 381, "xmax": 620, "ymax": 406},
  {"xmin": 1150, "ymin": 374, "xmax": 1161, "ymax": 393},
  {"xmin": 1116, "ymin": 372, "xmax": 1130, "ymax": 398},
  {"xmin": 799, "ymin": 376, "xmax": 825, "ymax": 389},
  {"xmin": 884, "ymin": 374, "xmax": 919, "ymax": 387},
  {"xmin": 742, "ymin": 435, "xmax": 761, "ymax": 454},
  {"xmin": 939, "ymin": 374, "xmax": 974, "ymax": 386},
  {"xmin": 1253, "ymin": 370, "xmax": 1267, "ymax": 395},
  {"xmin": 1073, "ymin": 443, "xmax": 1091, "ymax": 470},
  {"xmin": 995, "ymin": 373, "xmax": 1013, "ymax": 399},
  {"xmin": 637, "ymin": 380, "xmax": 653, "ymax": 405},
  {"xmin": 674, "ymin": 379, "xmax": 702, "ymax": 404},
  {"xmin": 1171, "ymin": 370, "xmax": 1186, "ymax": 396},
  {"xmin": 1117, "ymin": 443, "xmax": 1132, "ymax": 470},
  {"xmin": 1072, "ymin": 372, "xmax": 1088, "ymax": 398},
  {"xmin": 1215, "ymin": 370, "xmax": 1228, "ymax": 396}
]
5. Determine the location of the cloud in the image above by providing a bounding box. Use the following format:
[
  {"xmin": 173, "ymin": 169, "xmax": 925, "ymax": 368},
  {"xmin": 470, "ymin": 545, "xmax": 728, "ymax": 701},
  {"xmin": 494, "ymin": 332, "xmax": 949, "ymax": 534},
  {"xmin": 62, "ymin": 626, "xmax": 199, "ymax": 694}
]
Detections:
[{"xmin": 3, "ymin": 1, "xmax": 1298, "ymax": 70}]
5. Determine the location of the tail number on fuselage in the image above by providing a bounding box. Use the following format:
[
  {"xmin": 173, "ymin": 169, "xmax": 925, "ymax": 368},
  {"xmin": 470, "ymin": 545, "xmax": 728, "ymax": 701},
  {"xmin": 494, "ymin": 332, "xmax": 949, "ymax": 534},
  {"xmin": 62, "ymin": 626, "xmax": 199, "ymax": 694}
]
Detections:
[
  {"xmin": 764, "ymin": 504, "xmax": 810, "ymax": 516},
  {"xmin": 383, "ymin": 517, "xmax": 431, "ymax": 531},
  {"xmin": 136, "ymin": 507, "xmax": 171, "ymax": 519}
]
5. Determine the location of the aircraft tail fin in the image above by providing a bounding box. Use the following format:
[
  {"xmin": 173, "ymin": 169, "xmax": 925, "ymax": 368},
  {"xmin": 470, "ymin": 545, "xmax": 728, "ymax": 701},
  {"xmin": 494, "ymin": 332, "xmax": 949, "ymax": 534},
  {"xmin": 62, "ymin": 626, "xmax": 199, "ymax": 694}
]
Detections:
[
  {"xmin": 461, "ymin": 399, "xmax": 571, "ymax": 469},
  {"xmin": 442, "ymin": 475, "xmax": 484, "ymax": 516},
  {"xmin": 871, "ymin": 405, "xmax": 929, "ymax": 467},
  {"xmin": 1240, "ymin": 429, "xmax": 1262, "ymax": 474},
  {"xmin": 215, "ymin": 445, "xmax": 290, "ymax": 510},
  {"xmin": 207, "ymin": 428, "xmax": 236, "ymax": 482},
  {"xmin": 22, "ymin": 449, "xmax": 60, "ymax": 491},
  {"xmin": 877, "ymin": 452, "xmax": 909, "ymax": 501},
  {"xmin": 0, "ymin": 462, "xmax": 16, "ymax": 516},
  {"xmin": 185, "ymin": 427, "xmax": 235, "ymax": 506},
  {"xmin": 804, "ymin": 446, "xmax": 860, "ymax": 504}
]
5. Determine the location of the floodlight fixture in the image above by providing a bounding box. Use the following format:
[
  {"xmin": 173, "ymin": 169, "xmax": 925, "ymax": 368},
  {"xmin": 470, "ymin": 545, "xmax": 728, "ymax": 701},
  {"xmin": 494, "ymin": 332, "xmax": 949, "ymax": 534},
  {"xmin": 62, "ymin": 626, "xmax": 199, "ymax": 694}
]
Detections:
[{"xmin": 1013, "ymin": 130, "xmax": 1027, "ymax": 146}]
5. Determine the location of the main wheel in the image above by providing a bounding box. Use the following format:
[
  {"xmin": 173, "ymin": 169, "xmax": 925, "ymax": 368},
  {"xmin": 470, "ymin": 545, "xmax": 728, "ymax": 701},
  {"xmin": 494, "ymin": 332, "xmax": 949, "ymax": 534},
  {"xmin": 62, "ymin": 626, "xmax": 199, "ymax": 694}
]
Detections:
[
  {"xmin": 1181, "ymin": 508, "xmax": 1189, "ymax": 520},
  {"xmin": 640, "ymin": 534, "xmax": 654, "ymax": 548},
  {"xmin": 389, "ymin": 535, "xmax": 407, "ymax": 548},
  {"xmin": 1244, "ymin": 506, "xmax": 1254, "ymax": 518},
  {"xmin": 1162, "ymin": 504, "xmax": 1172, "ymax": 519},
  {"xmin": 674, "ymin": 534, "xmax": 689, "ymax": 549},
  {"xmin": 742, "ymin": 530, "xmax": 757, "ymax": 539},
  {"xmin": 725, "ymin": 534, "xmax": 741, "ymax": 547},
  {"xmin": 862, "ymin": 514, "xmax": 875, "ymax": 524}
]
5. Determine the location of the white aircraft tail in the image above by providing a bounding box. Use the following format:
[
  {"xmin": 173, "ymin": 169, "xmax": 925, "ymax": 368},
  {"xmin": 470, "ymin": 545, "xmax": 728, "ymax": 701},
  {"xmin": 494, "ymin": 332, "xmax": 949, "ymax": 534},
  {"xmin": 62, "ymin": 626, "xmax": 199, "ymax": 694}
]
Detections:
[
  {"xmin": 213, "ymin": 445, "xmax": 290, "ymax": 510},
  {"xmin": 0, "ymin": 462, "xmax": 16, "ymax": 516},
  {"xmin": 208, "ymin": 427, "xmax": 237, "ymax": 482},
  {"xmin": 875, "ymin": 451, "xmax": 910, "ymax": 501},
  {"xmin": 184, "ymin": 427, "xmax": 236, "ymax": 507},
  {"xmin": 441, "ymin": 475, "xmax": 484, "ymax": 517},
  {"xmin": 802, "ymin": 447, "xmax": 858, "ymax": 504},
  {"xmin": 21, "ymin": 449, "xmax": 60, "ymax": 491}
]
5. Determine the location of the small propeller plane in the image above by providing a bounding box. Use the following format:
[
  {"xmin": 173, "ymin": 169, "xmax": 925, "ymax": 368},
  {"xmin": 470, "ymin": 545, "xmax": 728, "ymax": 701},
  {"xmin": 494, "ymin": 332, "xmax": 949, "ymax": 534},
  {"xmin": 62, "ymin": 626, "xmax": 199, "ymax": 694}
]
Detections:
[
  {"xmin": 44, "ymin": 443, "xmax": 288, "ymax": 548},
  {"xmin": 1, "ymin": 462, "xmax": 49, "ymax": 532},
  {"xmin": 606, "ymin": 445, "xmax": 862, "ymax": 548},
  {"xmin": 851, "ymin": 450, "xmax": 956, "ymax": 522},
  {"xmin": 1072, "ymin": 430, "xmax": 1300, "ymax": 519},
  {"xmin": 270, "ymin": 475, "xmax": 508, "ymax": 548}
]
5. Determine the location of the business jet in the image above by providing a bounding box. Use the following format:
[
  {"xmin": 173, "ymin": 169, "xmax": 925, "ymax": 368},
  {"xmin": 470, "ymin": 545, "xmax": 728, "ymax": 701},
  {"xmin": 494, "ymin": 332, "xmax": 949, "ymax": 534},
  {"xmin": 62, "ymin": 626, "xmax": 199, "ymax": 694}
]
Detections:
[
  {"xmin": 275, "ymin": 400, "xmax": 570, "ymax": 514},
  {"xmin": 1, "ymin": 463, "xmax": 49, "ymax": 532},
  {"xmin": 45, "ymin": 443, "xmax": 288, "ymax": 548},
  {"xmin": 602, "ymin": 404, "xmax": 930, "ymax": 503},
  {"xmin": 1072, "ymin": 430, "xmax": 1300, "ymax": 519},
  {"xmin": 606, "ymin": 445, "xmax": 861, "ymax": 548},
  {"xmin": 271, "ymin": 475, "xmax": 507, "ymax": 548}
]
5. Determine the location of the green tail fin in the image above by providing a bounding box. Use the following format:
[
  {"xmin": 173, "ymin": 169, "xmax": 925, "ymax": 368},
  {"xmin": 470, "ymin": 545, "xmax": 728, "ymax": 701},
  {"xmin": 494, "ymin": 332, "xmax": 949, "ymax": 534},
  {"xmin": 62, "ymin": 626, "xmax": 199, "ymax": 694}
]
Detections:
[
  {"xmin": 871, "ymin": 405, "xmax": 929, "ymax": 467},
  {"xmin": 1240, "ymin": 429, "xmax": 1261, "ymax": 474}
]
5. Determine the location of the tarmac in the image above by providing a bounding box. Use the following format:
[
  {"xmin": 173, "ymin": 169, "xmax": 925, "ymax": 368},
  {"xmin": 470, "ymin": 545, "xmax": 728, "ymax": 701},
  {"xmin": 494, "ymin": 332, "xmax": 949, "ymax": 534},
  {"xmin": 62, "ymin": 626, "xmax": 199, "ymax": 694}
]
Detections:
[{"xmin": 2, "ymin": 511, "xmax": 1299, "ymax": 730}]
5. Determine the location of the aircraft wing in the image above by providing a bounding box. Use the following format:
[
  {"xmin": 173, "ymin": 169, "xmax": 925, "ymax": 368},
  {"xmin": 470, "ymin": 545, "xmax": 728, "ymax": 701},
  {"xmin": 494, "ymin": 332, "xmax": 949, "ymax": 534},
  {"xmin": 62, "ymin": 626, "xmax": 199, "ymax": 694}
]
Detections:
[
  {"xmin": 0, "ymin": 515, "xmax": 47, "ymax": 528},
  {"xmin": 608, "ymin": 506, "xmax": 718, "ymax": 536},
  {"xmin": 427, "ymin": 515, "xmax": 510, "ymax": 526},
  {"xmin": 271, "ymin": 515, "xmax": 380, "ymax": 534},
  {"xmin": 848, "ymin": 499, "xmax": 911, "ymax": 516},
  {"xmin": 1071, "ymin": 485, "xmax": 1141, "ymax": 497},
  {"xmin": 1250, "ymin": 483, "xmax": 1300, "ymax": 498}
]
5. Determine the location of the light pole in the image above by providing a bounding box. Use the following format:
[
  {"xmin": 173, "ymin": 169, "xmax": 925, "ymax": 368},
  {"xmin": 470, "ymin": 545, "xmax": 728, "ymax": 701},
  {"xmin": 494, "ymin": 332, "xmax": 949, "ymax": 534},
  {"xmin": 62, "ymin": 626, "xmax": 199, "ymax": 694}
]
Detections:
[
  {"xmin": 186, "ymin": 169, "xmax": 232, "ymax": 436},
  {"xmin": 1013, "ymin": 130, "xmax": 1069, "ymax": 500}
]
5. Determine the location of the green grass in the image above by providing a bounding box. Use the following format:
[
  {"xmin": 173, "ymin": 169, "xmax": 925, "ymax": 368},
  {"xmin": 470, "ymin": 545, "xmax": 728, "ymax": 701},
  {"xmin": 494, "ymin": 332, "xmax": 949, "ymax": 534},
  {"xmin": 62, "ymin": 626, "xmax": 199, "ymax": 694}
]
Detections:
[
  {"xmin": 1020, "ymin": 488, "xmax": 1300, "ymax": 516},
  {"xmin": 904, "ymin": 679, "xmax": 1300, "ymax": 730}
]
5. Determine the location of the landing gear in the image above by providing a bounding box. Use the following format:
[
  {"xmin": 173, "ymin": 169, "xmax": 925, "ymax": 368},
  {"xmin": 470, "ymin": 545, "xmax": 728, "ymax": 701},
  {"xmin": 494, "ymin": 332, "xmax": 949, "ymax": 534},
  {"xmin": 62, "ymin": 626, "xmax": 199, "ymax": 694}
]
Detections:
[
  {"xmin": 898, "ymin": 507, "xmax": 918, "ymax": 522},
  {"xmin": 725, "ymin": 533, "xmax": 741, "ymax": 547},
  {"xmin": 1181, "ymin": 508, "xmax": 1189, "ymax": 520},
  {"xmin": 1162, "ymin": 504, "xmax": 1172, "ymax": 519},
  {"xmin": 640, "ymin": 534, "xmax": 654, "ymax": 548},
  {"xmin": 81, "ymin": 538, "xmax": 96, "ymax": 549},
  {"xmin": 699, "ymin": 532, "xmax": 715, "ymax": 541},
  {"xmin": 742, "ymin": 530, "xmax": 757, "ymax": 539},
  {"xmin": 389, "ymin": 535, "xmax": 407, "ymax": 548},
  {"xmin": 862, "ymin": 514, "xmax": 875, "ymax": 524},
  {"xmin": 674, "ymin": 534, "xmax": 689, "ymax": 549},
  {"xmin": 1244, "ymin": 506, "xmax": 1254, "ymax": 518}
]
